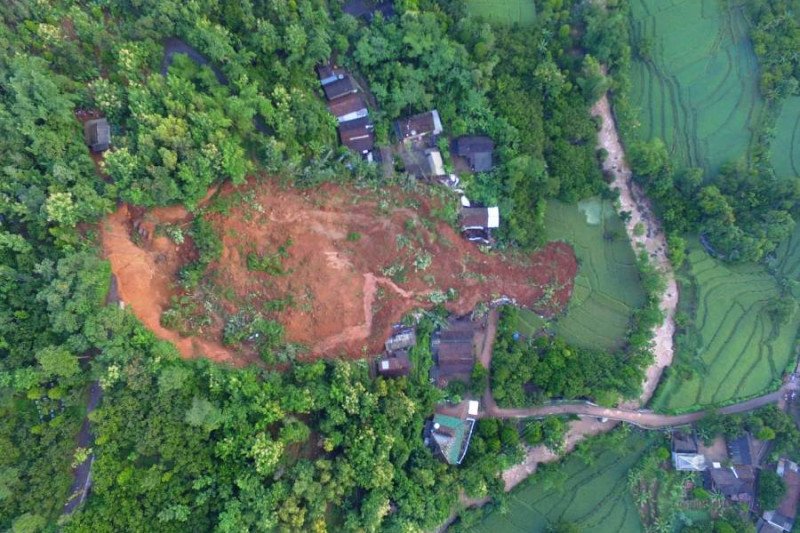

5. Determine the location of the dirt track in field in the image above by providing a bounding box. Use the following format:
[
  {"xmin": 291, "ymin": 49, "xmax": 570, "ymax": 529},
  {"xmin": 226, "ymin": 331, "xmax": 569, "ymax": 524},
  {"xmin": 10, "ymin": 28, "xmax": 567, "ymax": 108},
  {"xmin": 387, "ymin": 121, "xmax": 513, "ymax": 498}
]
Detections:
[{"xmin": 102, "ymin": 178, "xmax": 578, "ymax": 365}]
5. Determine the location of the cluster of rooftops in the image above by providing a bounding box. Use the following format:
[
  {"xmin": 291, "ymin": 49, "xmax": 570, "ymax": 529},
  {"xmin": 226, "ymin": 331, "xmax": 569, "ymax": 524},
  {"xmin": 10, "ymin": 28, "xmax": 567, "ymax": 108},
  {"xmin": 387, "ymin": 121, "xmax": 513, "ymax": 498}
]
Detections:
[
  {"xmin": 316, "ymin": 63, "xmax": 501, "ymax": 245},
  {"xmin": 376, "ymin": 314, "xmax": 484, "ymax": 465},
  {"xmin": 672, "ymin": 430, "xmax": 800, "ymax": 532}
]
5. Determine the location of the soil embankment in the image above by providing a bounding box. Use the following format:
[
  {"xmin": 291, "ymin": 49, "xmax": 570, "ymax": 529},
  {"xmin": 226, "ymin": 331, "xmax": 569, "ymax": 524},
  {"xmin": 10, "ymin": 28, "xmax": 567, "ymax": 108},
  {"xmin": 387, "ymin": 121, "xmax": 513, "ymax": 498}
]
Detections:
[{"xmin": 102, "ymin": 178, "xmax": 578, "ymax": 364}]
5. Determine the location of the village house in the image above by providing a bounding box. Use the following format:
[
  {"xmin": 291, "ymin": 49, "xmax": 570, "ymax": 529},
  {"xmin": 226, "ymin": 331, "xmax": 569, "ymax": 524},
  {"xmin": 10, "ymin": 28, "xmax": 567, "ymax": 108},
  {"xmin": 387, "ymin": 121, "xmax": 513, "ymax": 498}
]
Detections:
[
  {"xmin": 322, "ymin": 75, "xmax": 357, "ymax": 101},
  {"xmin": 315, "ymin": 64, "xmax": 347, "ymax": 86},
  {"xmin": 328, "ymin": 93, "xmax": 369, "ymax": 123},
  {"xmin": 454, "ymin": 135, "xmax": 494, "ymax": 173},
  {"xmin": 757, "ymin": 459, "xmax": 800, "ymax": 533},
  {"xmin": 84, "ymin": 118, "xmax": 110, "ymax": 152},
  {"xmin": 460, "ymin": 206, "xmax": 500, "ymax": 244},
  {"xmin": 316, "ymin": 63, "xmax": 375, "ymax": 159},
  {"xmin": 705, "ymin": 432, "xmax": 770, "ymax": 511},
  {"xmin": 395, "ymin": 110, "xmax": 443, "ymax": 142},
  {"xmin": 671, "ymin": 430, "xmax": 707, "ymax": 471},
  {"xmin": 431, "ymin": 316, "xmax": 476, "ymax": 386},
  {"xmin": 426, "ymin": 407, "xmax": 477, "ymax": 465},
  {"xmin": 338, "ymin": 117, "xmax": 375, "ymax": 155},
  {"xmin": 377, "ymin": 325, "xmax": 416, "ymax": 378},
  {"xmin": 343, "ymin": 0, "xmax": 395, "ymax": 20}
]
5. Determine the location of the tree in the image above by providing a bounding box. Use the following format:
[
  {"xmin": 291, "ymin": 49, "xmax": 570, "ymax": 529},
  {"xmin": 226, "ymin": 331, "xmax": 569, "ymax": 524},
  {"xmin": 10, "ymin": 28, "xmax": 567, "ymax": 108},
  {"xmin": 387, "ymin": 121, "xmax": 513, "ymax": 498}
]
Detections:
[
  {"xmin": 35, "ymin": 346, "xmax": 79, "ymax": 380},
  {"xmin": 757, "ymin": 470, "xmax": 786, "ymax": 510}
]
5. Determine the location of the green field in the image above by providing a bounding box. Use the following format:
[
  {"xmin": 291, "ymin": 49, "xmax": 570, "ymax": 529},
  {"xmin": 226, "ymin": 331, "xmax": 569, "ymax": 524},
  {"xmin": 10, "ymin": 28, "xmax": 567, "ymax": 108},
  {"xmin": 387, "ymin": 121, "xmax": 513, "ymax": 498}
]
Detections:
[
  {"xmin": 630, "ymin": 0, "xmax": 764, "ymax": 176},
  {"xmin": 651, "ymin": 240, "xmax": 799, "ymax": 411},
  {"xmin": 544, "ymin": 199, "xmax": 645, "ymax": 351},
  {"xmin": 465, "ymin": 0, "xmax": 536, "ymax": 25},
  {"xmin": 467, "ymin": 432, "xmax": 649, "ymax": 533},
  {"xmin": 771, "ymin": 96, "xmax": 800, "ymax": 179}
]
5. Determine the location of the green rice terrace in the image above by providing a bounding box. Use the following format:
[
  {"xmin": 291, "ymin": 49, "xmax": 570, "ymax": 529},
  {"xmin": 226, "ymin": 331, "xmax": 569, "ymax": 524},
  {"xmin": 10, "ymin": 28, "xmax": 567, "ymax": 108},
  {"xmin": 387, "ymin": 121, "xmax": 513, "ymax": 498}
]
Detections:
[
  {"xmin": 542, "ymin": 199, "xmax": 645, "ymax": 351},
  {"xmin": 467, "ymin": 432, "xmax": 651, "ymax": 533},
  {"xmin": 464, "ymin": 0, "xmax": 536, "ymax": 25},
  {"xmin": 630, "ymin": 0, "xmax": 764, "ymax": 176},
  {"xmin": 771, "ymin": 96, "xmax": 800, "ymax": 179},
  {"xmin": 651, "ymin": 240, "xmax": 799, "ymax": 411}
]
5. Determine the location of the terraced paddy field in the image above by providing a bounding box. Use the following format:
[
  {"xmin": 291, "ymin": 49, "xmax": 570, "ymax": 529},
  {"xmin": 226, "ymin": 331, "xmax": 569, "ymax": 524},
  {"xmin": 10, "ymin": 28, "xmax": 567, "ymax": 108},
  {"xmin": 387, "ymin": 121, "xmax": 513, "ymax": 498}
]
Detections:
[
  {"xmin": 630, "ymin": 0, "xmax": 764, "ymax": 176},
  {"xmin": 651, "ymin": 240, "xmax": 799, "ymax": 411},
  {"xmin": 467, "ymin": 432, "xmax": 650, "ymax": 533},
  {"xmin": 771, "ymin": 96, "xmax": 800, "ymax": 179},
  {"xmin": 464, "ymin": 0, "xmax": 536, "ymax": 25},
  {"xmin": 544, "ymin": 199, "xmax": 645, "ymax": 351}
]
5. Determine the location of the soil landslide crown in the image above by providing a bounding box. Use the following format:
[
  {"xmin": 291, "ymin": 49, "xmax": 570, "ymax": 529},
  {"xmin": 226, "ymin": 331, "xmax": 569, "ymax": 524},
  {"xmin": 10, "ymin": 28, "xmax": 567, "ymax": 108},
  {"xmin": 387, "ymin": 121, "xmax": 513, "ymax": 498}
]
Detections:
[{"xmin": 102, "ymin": 178, "xmax": 577, "ymax": 364}]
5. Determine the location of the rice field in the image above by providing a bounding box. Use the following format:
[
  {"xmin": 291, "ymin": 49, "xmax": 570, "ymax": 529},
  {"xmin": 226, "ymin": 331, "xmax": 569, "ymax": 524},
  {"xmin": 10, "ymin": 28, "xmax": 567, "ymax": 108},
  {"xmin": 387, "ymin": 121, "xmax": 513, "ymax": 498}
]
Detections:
[
  {"xmin": 651, "ymin": 240, "xmax": 799, "ymax": 411},
  {"xmin": 544, "ymin": 199, "xmax": 645, "ymax": 351},
  {"xmin": 464, "ymin": 0, "xmax": 536, "ymax": 25},
  {"xmin": 630, "ymin": 0, "xmax": 764, "ymax": 176},
  {"xmin": 467, "ymin": 431, "xmax": 649, "ymax": 533},
  {"xmin": 771, "ymin": 96, "xmax": 800, "ymax": 179}
]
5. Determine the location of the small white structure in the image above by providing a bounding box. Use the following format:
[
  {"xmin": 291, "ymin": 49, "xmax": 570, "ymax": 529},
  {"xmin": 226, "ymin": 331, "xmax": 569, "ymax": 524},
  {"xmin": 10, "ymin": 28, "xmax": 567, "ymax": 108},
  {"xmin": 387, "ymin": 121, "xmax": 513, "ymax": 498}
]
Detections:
[{"xmin": 467, "ymin": 400, "xmax": 479, "ymax": 417}]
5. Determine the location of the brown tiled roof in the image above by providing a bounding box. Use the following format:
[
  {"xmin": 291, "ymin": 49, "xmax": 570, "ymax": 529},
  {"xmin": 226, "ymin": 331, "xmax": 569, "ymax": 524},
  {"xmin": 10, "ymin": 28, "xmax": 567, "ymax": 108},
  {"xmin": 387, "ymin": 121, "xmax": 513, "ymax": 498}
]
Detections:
[
  {"xmin": 377, "ymin": 351, "xmax": 411, "ymax": 377},
  {"xmin": 339, "ymin": 123, "xmax": 374, "ymax": 154},
  {"xmin": 396, "ymin": 110, "xmax": 442, "ymax": 140},
  {"xmin": 436, "ymin": 318, "xmax": 475, "ymax": 378},
  {"xmin": 328, "ymin": 93, "xmax": 367, "ymax": 118}
]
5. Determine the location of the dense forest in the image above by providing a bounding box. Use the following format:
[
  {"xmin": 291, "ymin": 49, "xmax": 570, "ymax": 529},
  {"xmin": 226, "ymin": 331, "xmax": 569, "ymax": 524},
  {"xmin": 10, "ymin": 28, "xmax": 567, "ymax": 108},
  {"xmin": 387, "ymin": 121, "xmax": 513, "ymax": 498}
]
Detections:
[{"xmin": 0, "ymin": 0, "xmax": 643, "ymax": 530}]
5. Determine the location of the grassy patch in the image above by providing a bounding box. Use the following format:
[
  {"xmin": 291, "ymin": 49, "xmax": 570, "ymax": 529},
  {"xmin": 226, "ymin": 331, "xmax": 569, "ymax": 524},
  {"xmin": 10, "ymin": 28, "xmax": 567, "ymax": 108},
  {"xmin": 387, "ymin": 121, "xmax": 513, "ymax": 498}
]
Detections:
[
  {"xmin": 544, "ymin": 199, "xmax": 645, "ymax": 351},
  {"xmin": 464, "ymin": 0, "xmax": 536, "ymax": 25},
  {"xmin": 771, "ymin": 96, "xmax": 800, "ymax": 180},
  {"xmin": 465, "ymin": 430, "xmax": 649, "ymax": 533},
  {"xmin": 630, "ymin": 0, "xmax": 764, "ymax": 176}
]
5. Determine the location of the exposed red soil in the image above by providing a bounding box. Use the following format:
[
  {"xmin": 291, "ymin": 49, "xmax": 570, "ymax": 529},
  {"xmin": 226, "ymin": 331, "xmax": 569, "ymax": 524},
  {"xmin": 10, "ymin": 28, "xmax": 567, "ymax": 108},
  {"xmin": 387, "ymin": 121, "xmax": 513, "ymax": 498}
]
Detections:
[{"xmin": 101, "ymin": 177, "xmax": 577, "ymax": 365}]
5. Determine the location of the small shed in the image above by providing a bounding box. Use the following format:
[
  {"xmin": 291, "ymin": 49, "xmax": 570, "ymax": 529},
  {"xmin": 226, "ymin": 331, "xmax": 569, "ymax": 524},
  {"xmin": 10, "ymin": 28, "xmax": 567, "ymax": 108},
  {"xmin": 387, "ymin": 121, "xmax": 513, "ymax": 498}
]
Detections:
[
  {"xmin": 454, "ymin": 136, "xmax": 494, "ymax": 172},
  {"xmin": 84, "ymin": 118, "xmax": 110, "ymax": 152},
  {"xmin": 460, "ymin": 206, "xmax": 500, "ymax": 230},
  {"xmin": 323, "ymin": 76, "xmax": 357, "ymax": 101},
  {"xmin": 396, "ymin": 110, "xmax": 443, "ymax": 141}
]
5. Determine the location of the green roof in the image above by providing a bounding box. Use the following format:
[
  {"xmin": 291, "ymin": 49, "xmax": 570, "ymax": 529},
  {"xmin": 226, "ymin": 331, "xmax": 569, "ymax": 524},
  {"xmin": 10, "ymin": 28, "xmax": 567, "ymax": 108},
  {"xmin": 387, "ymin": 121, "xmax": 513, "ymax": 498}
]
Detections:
[{"xmin": 432, "ymin": 413, "xmax": 475, "ymax": 465}]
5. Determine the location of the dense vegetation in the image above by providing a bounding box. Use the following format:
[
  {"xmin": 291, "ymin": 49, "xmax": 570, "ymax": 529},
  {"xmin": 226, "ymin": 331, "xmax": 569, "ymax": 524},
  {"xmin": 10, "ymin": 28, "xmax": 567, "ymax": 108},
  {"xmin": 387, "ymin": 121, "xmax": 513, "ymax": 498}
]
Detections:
[
  {"xmin": 0, "ymin": 0, "xmax": 634, "ymax": 529},
  {"xmin": 491, "ymin": 248, "xmax": 663, "ymax": 408}
]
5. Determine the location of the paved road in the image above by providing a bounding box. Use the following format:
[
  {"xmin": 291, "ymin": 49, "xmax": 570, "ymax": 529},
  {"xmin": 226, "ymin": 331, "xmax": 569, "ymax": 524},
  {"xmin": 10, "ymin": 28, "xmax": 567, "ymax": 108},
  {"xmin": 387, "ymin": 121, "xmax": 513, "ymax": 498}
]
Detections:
[
  {"xmin": 62, "ymin": 276, "xmax": 120, "ymax": 515},
  {"xmin": 62, "ymin": 381, "xmax": 102, "ymax": 515},
  {"xmin": 462, "ymin": 306, "xmax": 799, "ymax": 429}
]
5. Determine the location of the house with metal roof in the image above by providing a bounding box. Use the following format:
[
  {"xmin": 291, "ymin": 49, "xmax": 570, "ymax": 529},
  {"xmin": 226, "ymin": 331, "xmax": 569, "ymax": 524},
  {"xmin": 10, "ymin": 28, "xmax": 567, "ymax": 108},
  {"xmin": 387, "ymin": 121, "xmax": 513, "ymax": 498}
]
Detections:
[
  {"xmin": 429, "ymin": 412, "xmax": 476, "ymax": 465},
  {"xmin": 672, "ymin": 430, "xmax": 708, "ymax": 471}
]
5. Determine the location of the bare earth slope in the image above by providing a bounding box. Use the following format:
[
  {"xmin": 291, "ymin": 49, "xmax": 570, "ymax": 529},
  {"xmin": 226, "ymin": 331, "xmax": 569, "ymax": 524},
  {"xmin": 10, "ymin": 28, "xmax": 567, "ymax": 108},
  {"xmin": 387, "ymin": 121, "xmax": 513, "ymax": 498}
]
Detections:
[{"xmin": 103, "ymin": 178, "xmax": 577, "ymax": 364}]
